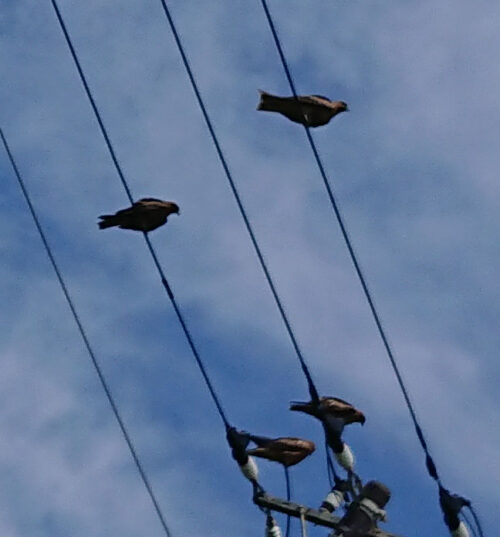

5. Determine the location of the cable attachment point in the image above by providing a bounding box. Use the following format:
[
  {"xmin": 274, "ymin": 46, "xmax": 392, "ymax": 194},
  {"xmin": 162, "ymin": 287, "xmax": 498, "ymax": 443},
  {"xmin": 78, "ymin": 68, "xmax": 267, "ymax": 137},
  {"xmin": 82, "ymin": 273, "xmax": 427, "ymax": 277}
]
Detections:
[
  {"xmin": 439, "ymin": 486, "xmax": 473, "ymax": 537},
  {"xmin": 226, "ymin": 427, "xmax": 261, "ymax": 487},
  {"xmin": 334, "ymin": 442, "xmax": 355, "ymax": 472},
  {"xmin": 265, "ymin": 513, "xmax": 283, "ymax": 537},
  {"xmin": 320, "ymin": 480, "xmax": 348, "ymax": 513}
]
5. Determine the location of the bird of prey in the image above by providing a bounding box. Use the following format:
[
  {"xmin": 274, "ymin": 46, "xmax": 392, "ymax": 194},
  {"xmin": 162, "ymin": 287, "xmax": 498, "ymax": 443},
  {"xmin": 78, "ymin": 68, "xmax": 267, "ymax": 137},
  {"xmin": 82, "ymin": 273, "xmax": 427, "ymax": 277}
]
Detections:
[
  {"xmin": 291, "ymin": 397, "xmax": 365, "ymax": 462},
  {"xmin": 257, "ymin": 90, "xmax": 348, "ymax": 127},
  {"xmin": 98, "ymin": 198, "xmax": 179, "ymax": 232},
  {"xmin": 248, "ymin": 435, "xmax": 315, "ymax": 537},
  {"xmin": 247, "ymin": 435, "xmax": 315, "ymax": 468},
  {"xmin": 290, "ymin": 397, "xmax": 365, "ymax": 426}
]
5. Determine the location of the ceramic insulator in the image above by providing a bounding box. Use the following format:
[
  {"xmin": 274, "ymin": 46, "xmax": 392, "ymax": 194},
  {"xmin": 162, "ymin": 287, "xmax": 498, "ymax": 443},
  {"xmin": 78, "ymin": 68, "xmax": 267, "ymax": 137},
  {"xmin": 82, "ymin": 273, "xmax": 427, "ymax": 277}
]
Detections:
[
  {"xmin": 451, "ymin": 522, "xmax": 469, "ymax": 537},
  {"xmin": 320, "ymin": 489, "xmax": 344, "ymax": 513},
  {"xmin": 240, "ymin": 456, "xmax": 259, "ymax": 482},
  {"xmin": 335, "ymin": 443, "xmax": 355, "ymax": 471}
]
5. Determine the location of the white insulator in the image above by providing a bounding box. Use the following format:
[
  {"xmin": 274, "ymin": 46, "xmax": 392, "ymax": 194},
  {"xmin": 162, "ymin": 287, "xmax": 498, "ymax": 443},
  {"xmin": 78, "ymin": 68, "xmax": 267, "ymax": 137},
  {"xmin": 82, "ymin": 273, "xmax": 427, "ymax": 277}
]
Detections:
[
  {"xmin": 320, "ymin": 489, "xmax": 344, "ymax": 513},
  {"xmin": 266, "ymin": 523, "xmax": 282, "ymax": 537},
  {"xmin": 240, "ymin": 456, "xmax": 259, "ymax": 482},
  {"xmin": 266, "ymin": 516, "xmax": 282, "ymax": 537},
  {"xmin": 451, "ymin": 522, "xmax": 470, "ymax": 537},
  {"xmin": 335, "ymin": 443, "xmax": 355, "ymax": 471}
]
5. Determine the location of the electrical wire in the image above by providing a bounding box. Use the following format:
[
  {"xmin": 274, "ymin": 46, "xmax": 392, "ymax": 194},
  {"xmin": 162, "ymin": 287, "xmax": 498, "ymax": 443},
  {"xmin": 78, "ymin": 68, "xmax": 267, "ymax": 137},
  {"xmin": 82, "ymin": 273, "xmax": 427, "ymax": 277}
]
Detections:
[
  {"xmin": 258, "ymin": 0, "xmax": 485, "ymax": 531},
  {"xmin": 462, "ymin": 509, "xmax": 480, "ymax": 537},
  {"xmin": 157, "ymin": 0, "xmax": 320, "ymax": 405},
  {"xmin": 258, "ymin": 0, "xmax": 441, "ymax": 484},
  {"xmin": 48, "ymin": 0, "xmax": 230, "ymax": 431},
  {"xmin": 466, "ymin": 505, "xmax": 485, "ymax": 537},
  {"xmin": 0, "ymin": 126, "xmax": 173, "ymax": 537},
  {"xmin": 284, "ymin": 466, "xmax": 291, "ymax": 537}
]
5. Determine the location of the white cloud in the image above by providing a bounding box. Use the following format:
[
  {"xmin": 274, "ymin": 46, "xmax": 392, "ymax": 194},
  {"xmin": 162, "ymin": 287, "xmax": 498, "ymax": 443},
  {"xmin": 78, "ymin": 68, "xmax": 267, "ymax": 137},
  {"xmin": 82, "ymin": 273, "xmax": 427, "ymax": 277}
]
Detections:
[{"xmin": 1, "ymin": 0, "xmax": 498, "ymax": 536}]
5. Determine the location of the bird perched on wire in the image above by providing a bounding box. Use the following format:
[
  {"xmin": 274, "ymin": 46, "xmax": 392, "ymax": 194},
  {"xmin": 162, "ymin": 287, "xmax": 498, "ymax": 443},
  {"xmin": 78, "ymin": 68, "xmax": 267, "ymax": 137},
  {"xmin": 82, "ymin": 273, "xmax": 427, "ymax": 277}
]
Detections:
[
  {"xmin": 290, "ymin": 397, "xmax": 365, "ymax": 427},
  {"xmin": 257, "ymin": 90, "xmax": 348, "ymax": 127},
  {"xmin": 291, "ymin": 397, "xmax": 365, "ymax": 472},
  {"xmin": 98, "ymin": 198, "xmax": 179, "ymax": 232},
  {"xmin": 247, "ymin": 435, "xmax": 315, "ymax": 468},
  {"xmin": 247, "ymin": 434, "xmax": 315, "ymax": 537}
]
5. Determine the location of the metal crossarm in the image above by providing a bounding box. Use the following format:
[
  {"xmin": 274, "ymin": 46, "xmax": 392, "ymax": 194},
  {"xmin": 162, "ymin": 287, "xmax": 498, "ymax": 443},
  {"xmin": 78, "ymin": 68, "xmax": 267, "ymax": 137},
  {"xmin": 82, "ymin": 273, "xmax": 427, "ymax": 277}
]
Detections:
[{"xmin": 254, "ymin": 492, "xmax": 341, "ymax": 529}]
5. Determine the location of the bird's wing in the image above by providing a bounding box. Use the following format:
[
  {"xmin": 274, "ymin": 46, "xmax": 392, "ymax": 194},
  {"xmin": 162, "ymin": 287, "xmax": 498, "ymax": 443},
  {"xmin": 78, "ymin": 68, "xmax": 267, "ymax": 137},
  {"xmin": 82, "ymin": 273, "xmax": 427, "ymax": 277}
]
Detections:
[
  {"xmin": 324, "ymin": 396, "xmax": 353, "ymax": 408},
  {"xmin": 136, "ymin": 199, "xmax": 177, "ymax": 214},
  {"xmin": 246, "ymin": 446, "xmax": 274, "ymax": 458},
  {"xmin": 137, "ymin": 197, "xmax": 164, "ymax": 203},
  {"xmin": 113, "ymin": 205, "xmax": 137, "ymax": 217},
  {"xmin": 272, "ymin": 438, "xmax": 314, "ymax": 452},
  {"xmin": 302, "ymin": 95, "xmax": 333, "ymax": 106},
  {"xmin": 134, "ymin": 199, "xmax": 163, "ymax": 210},
  {"xmin": 321, "ymin": 398, "xmax": 355, "ymax": 414}
]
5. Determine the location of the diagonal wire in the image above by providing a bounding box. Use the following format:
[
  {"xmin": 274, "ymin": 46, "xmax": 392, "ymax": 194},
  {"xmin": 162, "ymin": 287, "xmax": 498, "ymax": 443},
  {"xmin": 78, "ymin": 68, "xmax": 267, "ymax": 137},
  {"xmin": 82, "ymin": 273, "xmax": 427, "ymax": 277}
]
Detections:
[
  {"xmin": 0, "ymin": 126, "xmax": 173, "ymax": 537},
  {"xmin": 48, "ymin": 0, "xmax": 230, "ymax": 430},
  {"xmin": 284, "ymin": 466, "xmax": 291, "ymax": 537},
  {"xmin": 258, "ymin": 0, "xmax": 441, "ymax": 484},
  {"xmin": 157, "ymin": 0, "xmax": 319, "ymax": 404}
]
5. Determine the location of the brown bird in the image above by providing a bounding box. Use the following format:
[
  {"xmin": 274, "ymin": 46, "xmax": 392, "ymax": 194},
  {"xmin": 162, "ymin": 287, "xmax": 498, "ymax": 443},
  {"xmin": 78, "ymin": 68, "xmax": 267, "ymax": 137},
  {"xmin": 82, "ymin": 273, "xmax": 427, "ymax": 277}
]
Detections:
[
  {"xmin": 257, "ymin": 90, "xmax": 348, "ymax": 127},
  {"xmin": 291, "ymin": 397, "xmax": 365, "ymax": 459},
  {"xmin": 248, "ymin": 435, "xmax": 315, "ymax": 537},
  {"xmin": 98, "ymin": 198, "xmax": 179, "ymax": 232},
  {"xmin": 290, "ymin": 397, "xmax": 365, "ymax": 426},
  {"xmin": 247, "ymin": 435, "xmax": 315, "ymax": 468}
]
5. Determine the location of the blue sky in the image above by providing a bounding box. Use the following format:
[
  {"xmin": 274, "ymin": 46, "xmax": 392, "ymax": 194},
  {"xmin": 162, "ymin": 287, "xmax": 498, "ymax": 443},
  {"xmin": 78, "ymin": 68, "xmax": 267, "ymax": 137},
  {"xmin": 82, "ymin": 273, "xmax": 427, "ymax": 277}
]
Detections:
[{"xmin": 1, "ymin": 1, "xmax": 498, "ymax": 536}]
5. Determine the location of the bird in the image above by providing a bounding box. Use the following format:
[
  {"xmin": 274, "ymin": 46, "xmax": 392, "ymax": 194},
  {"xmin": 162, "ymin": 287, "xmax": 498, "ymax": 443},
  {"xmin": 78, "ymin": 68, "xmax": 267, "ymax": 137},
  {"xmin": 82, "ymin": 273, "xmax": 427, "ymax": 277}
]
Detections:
[
  {"xmin": 247, "ymin": 435, "xmax": 316, "ymax": 468},
  {"xmin": 257, "ymin": 90, "xmax": 348, "ymax": 127},
  {"xmin": 98, "ymin": 198, "xmax": 179, "ymax": 232},
  {"xmin": 291, "ymin": 397, "xmax": 365, "ymax": 465},
  {"xmin": 290, "ymin": 396, "xmax": 365, "ymax": 426},
  {"xmin": 247, "ymin": 435, "xmax": 315, "ymax": 537}
]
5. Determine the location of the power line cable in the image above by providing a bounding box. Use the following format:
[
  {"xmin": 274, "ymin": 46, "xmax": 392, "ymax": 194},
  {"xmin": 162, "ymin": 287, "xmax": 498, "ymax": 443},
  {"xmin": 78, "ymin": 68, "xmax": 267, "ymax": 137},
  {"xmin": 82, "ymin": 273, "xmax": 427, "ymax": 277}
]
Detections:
[
  {"xmin": 157, "ymin": 0, "xmax": 319, "ymax": 404},
  {"xmin": 0, "ymin": 126, "xmax": 173, "ymax": 537},
  {"xmin": 48, "ymin": 0, "xmax": 230, "ymax": 431},
  {"xmin": 258, "ymin": 1, "xmax": 484, "ymax": 533},
  {"xmin": 259, "ymin": 0, "xmax": 440, "ymax": 483}
]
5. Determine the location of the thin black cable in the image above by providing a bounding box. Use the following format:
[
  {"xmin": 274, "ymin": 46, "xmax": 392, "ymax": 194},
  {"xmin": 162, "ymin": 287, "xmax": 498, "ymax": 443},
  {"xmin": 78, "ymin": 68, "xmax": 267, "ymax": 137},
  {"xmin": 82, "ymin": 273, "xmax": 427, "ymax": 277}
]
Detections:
[
  {"xmin": 142, "ymin": 233, "xmax": 229, "ymax": 426},
  {"xmin": 462, "ymin": 510, "xmax": 480, "ymax": 537},
  {"xmin": 467, "ymin": 506, "xmax": 485, "ymax": 537},
  {"xmin": 284, "ymin": 466, "xmax": 291, "ymax": 537},
  {"xmin": 157, "ymin": 0, "xmax": 319, "ymax": 404},
  {"xmin": 325, "ymin": 438, "xmax": 339, "ymax": 487},
  {"xmin": 48, "ymin": 0, "xmax": 230, "ymax": 430},
  {"xmin": 0, "ymin": 126, "xmax": 173, "ymax": 537},
  {"xmin": 259, "ymin": 0, "xmax": 441, "ymax": 484}
]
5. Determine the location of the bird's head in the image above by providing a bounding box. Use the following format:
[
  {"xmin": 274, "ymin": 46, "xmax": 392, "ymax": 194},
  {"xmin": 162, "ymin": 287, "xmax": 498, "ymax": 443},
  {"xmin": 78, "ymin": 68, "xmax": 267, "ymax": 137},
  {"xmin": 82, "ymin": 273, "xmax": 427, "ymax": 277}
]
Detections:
[
  {"xmin": 353, "ymin": 410, "xmax": 366, "ymax": 425},
  {"xmin": 338, "ymin": 101, "xmax": 349, "ymax": 113},
  {"xmin": 170, "ymin": 202, "xmax": 180, "ymax": 215}
]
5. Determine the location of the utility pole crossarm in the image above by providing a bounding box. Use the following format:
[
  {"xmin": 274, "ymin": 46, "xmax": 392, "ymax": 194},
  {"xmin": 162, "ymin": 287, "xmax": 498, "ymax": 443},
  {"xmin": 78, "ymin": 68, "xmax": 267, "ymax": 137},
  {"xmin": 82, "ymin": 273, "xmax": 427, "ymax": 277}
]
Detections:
[{"xmin": 254, "ymin": 492, "xmax": 342, "ymax": 529}]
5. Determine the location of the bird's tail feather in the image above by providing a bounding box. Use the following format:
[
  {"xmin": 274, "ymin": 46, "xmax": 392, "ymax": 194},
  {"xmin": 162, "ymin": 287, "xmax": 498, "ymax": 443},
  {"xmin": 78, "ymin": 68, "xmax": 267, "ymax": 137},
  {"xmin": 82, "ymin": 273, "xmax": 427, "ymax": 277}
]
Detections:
[
  {"xmin": 98, "ymin": 215, "xmax": 118, "ymax": 229},
  {"xmin": 249, "ymin": 434, "xmax": 273, "ymax": 447},
  {"xmin": 257, "ymin": 90, "xmax": 282, "ymax": 111},
  {"xmin": 289, "ymin": 401, "xmax": 309, "ymax": 412}
]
